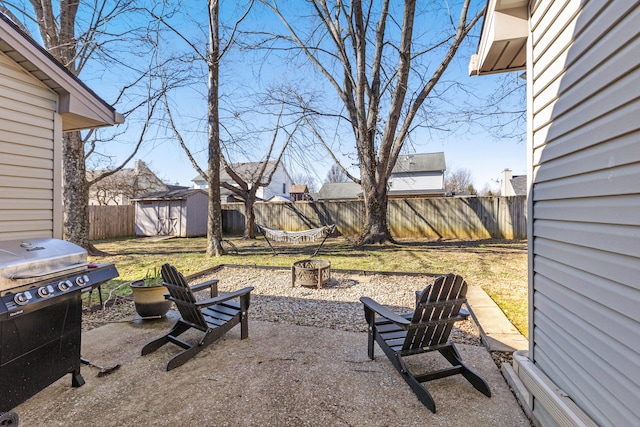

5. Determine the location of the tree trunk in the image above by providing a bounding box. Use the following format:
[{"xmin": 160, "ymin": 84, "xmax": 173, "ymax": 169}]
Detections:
[
  {"xmin": 243, "ymin": 197, "xmax": 256, "ymax": 239},
  {"xmin": 359, "ymin": 176, "xmax": 393, "ymax": 245},
  {"xmin": 62, "ymin": 132, "xmax": 91, "ymax": 248},
  {"xmin": 206, "ymin": 0, "xmax": 225, "ymax": 257}
]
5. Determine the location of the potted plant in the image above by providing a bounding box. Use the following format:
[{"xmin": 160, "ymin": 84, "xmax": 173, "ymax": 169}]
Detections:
[{"xmin": 129, "ymin": 268, "xmax": 172, "ymax": 318}]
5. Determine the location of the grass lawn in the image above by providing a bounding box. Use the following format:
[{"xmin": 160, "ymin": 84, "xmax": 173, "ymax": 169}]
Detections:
[{"xmin": 90, "ymin": 236, "xmax": 529, "ymax": 337}]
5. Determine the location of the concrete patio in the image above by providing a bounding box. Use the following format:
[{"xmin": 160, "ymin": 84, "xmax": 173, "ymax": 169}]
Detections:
[{"xmin": 13, "ymin": 313, "xmax": 530, "ymax": 426}]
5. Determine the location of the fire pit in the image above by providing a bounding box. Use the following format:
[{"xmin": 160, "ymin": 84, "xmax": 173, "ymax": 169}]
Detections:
[{"xmin": 292, "ymin": 259, "xmax": 331, "ymax": 289}]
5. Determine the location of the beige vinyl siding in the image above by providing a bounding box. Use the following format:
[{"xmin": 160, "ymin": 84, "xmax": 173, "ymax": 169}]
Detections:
[
  {"xmin": 529, "ymin": 1, "xmax": 640, "ymax": 426},
  {"xmin": 0, "ymin": 51, "xmax": 58, "ymax": 240}
]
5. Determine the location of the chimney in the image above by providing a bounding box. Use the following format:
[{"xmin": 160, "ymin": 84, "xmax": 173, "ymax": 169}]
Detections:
[{"xmin": 502, "ymin": 169, "xmax": 513, "ymax": 196}]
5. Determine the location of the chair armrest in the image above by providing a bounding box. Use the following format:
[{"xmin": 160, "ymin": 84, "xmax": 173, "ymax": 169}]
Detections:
[
  {"xmin": 190, "ymin": 279, "xmax": 219, "ymax": 292},
  {"xmin": 195, "ymin": 286, "xmax": 254, "ymax": 308},
  {"xmin": 360, "ymin": 297, "xmax": 410, "ymax": 326}
]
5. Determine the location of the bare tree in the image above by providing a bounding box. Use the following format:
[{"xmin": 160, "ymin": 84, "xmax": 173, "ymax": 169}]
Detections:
[
  {"xmin": 222, "ymin": 118, "xmax": 300, "ymax": 238},
  {"xmin": 291, "ymin": 173, "xmax": 318, "ymax": 194},
  {"xmin": 151, "ymin": 1, "xmax": 256, "ymax": 253},
  {"xmin": 89, "ymin": 161, "xmax": 167, "ymax": 205},
  {"xmin": 478, "ymin": 183, "xmax": 500, "ymax": 197},
  {"xmin": 445, "ymin": 168, "xmax": 474, "ymax": 194},
  {"xmin": 204, "ymin": 0, "xmax": 226, "ymax": 255},
  {"xmin": 326, "ymin": 164, "xmax": 349, "ymax": 183},
  {"xmin": 258, "ymin": 0, "xmax": 485, "ymax": 244},
  {"xmin": 167, "ymin": 98, "xmax": 299, "ymax": 239},
  {"xmin": 3, "ymin": 0, "xmax": 173, "ymax": 252}
]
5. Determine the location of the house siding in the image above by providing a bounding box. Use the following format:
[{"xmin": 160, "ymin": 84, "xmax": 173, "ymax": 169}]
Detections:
[
  {"xmin": 0, "ymin": 52, "xmax": 58, "ymax": 240},
  {"xmin": 529, "ymin": 2, "xmax": 640, "ymax": 426},
  {"xmin": 258, "ymin": 165, "xmax": 292, "ymax": 200},
  {"xmin": 389, "ymin": 172, "xmax": 443, "ymax": 192}
]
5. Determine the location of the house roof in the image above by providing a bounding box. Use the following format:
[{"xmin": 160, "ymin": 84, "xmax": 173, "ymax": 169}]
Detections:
[
  {"xmin": 220, "ymin": 161, "xmax": 285, "ymax": 183},
  {"xmin": 192, "ymin": 161, "xmax": 291, "ymax": 184},
  {"xmin": 392, "ymin": 152, "xmax": 446, "ymax": 174},
  {"xmin": 468, "ymin": 0, "xmax": 528, "ymax": 75},
  {"xmin": 87, "ymin": 160, "xmax": 165, "ymax": 186},
  {"xmin": 166, "ymin": 184, "xmax": 190, "ymax": 191},
  {"xmin": 0, "ymin": 12, "xmax": 124, "ymax": 131},
  {"xmin": 510, "ymin": 175, "xmax": 527, "ymax": 196},
  {"xmin": 316, "ymin": 182, "xmax": 362, "ymax": 200},
  {"xmin": 133, "ymin": 188, "xmax": 207, "ymax": 201}
]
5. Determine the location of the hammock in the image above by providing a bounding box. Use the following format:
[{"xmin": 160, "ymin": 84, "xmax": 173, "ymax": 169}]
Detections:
[{"xmin": 256, "ymin": 224, "xmax": 336, "ymax": 256}]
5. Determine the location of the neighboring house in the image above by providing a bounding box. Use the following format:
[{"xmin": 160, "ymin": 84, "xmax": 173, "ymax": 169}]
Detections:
[
  {"xmin": 290, "ymin": 184, "xmax": 312, "ymax": 202},
  {"xmin": 501, "ymin": 169, "xmax": 527, "ymax": 197},
  {"xmin": 132, "ymin": 188, "xmax": 208, "ymax": 237},
  {"xmin": 191, "ymin": 174, "xmax": 208, "ymax": 189},
  {"xmin": 388, "ymin": 152, "xmax": 446, "ymax": 197},
  {"xmin": 471, "ymin": 1, "xmax": 639, "ymax": 426},
  {"xmin": 315, "ymin": 182, "xmax": 362, "ymax": 201},
  {"xmin": 192, "ymin": 161, "xmax": 293, "ymax": 202},
  {"xmin": 87, "ymin": 160, "xmax": 172, "ymax": 205},
  {"xmin": 0, "ymin": 13, "xmax": 122, "ymax": 241}
]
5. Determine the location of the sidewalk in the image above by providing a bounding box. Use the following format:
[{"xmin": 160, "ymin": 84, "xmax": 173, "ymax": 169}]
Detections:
[{"xmin": 466, "ymin": 284, "xmax": 529, "ymax": 353}]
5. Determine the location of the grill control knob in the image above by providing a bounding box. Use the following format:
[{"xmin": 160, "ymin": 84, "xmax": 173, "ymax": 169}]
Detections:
[
  {"xmin": 37, "ymin": 286, "xmax": 52, "ymax": 298},
  {"xmin": 58, "ymin": 280, "xmax": 72, "ymax": 292},
  {"xmin": 14, "ymin": 292, "xmax": 29, "ymax": 305},
  {"xmin": 75, "ymin": 276, "xmax": 86, "ymax": 286}
]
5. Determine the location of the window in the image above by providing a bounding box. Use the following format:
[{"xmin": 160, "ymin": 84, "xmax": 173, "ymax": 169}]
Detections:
[{"xmin": 282, "ymin": 183, "xmax": 286, "ymax": 194}]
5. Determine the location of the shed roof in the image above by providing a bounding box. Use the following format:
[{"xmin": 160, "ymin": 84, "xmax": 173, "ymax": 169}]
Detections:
[
  {"xmin": 133, "ymin": 188, "xmax": 207, "ymax": 201},
  {"xmin": 392, "ymin": 152, "xmax": 446, "ymax": 174},
  {"xmin": 0, "ymin": 12, "xmax": 123, "ymax": 131}
]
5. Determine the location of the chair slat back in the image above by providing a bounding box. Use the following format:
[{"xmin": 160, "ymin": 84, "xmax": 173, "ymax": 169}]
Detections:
[
  {"xmin": 161, "ymin": 263, "xmax": 207, "ymax": 329},
  {"xmin": 403, "ymin": 274, "xmax": 467, "ymax": 351}
]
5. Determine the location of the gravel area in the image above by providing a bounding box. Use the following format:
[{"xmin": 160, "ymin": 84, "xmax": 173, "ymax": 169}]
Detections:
[{"xmin": 83, "ymin": 266, "xmax": 481, "ymax": 347}]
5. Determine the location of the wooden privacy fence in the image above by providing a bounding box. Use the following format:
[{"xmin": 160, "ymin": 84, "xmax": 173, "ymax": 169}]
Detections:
[
  {"xmin": 222, "ymin": 196, "xmax": 527, "ymax": 240},
  {"xmin": 89, "ymin": 205, "xmax": 135, "ymax": 240}
]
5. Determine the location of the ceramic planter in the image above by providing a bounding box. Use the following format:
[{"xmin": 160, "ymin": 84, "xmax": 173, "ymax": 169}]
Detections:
[{"xmin": 129, "ymin": 280, "xmax": 172, "ymax": 318}]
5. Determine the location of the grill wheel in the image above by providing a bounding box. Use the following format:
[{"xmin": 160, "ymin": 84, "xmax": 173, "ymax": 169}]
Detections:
[{"xmin": 0, "ymin": 411, "xmax": 19, "ymax": 426}]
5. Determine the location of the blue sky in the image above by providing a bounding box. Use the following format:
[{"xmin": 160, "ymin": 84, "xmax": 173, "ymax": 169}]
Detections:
[{"xmin": 19, "ymin": 1, "xmax": 527, "ymax": 193}]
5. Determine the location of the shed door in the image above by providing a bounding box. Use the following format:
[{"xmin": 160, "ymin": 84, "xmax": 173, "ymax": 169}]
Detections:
[{"xmin": 156, "ymin": 201, "xmax": 181, "ymax": 236}]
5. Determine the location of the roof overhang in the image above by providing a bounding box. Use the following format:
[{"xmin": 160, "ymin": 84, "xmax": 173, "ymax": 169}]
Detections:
[
  {"xmin": 0, "ymin": 13, "xmax": 124, "ymax": 131},
  {"xmin": 469, "ymin": 0, "xmax": 529, "ymax": 75}
]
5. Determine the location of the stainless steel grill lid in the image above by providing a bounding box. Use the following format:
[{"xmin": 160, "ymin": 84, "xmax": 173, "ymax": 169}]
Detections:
[{"xmin": 0, "ymin": 238, "xmax": 88, "ymax": 291}]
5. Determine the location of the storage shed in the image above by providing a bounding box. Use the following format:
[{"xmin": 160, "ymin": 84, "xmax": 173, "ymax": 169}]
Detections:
[{"xmin": 133, "ymin": 189, "xmax": 208, "ymax": 237}]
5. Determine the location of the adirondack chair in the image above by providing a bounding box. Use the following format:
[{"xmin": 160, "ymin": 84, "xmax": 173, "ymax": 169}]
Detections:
[
  {"xmin": 360, "ymin": 273, "xmax": 491, "ymax": 413},
  {"xmin": 141, "ymin": 264, "xmax": 254, "ymax": 371}
]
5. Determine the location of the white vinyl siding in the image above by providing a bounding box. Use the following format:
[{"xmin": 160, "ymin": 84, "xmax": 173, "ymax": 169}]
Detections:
[
  {"xmin": 389, "ymin": 172, "xmax": 443, "ymax": 192},
  {"xmin": 529, "ymin": 1, "xmax": 640, "ymax": 426},
  {"xmin": 0, "ymin": 52, "xmax": 58, "ymax": 240},
  {"xmin": 257, "ymin": 165, "xmax": 292, "ymax": 201}
]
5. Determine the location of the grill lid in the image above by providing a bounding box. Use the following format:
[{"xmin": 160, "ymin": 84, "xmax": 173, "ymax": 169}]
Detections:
[{"xmin": 0, "ymin": 238, "xmax": 88, "ymax": 291}]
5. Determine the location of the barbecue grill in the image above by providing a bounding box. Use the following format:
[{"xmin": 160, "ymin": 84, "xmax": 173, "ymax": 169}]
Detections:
[{"xmin": 0, "ymin": 238, "xmax": 119, "ymax": 418}]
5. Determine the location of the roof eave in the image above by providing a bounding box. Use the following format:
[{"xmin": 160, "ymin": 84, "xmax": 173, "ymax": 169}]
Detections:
[
  {"xmin": 0, "ymin": 13, "xmax": 124, "ymax": 131},
  {"xmin": 469, "ymin": 0, "xmax": 529, "ymax": 76}
]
